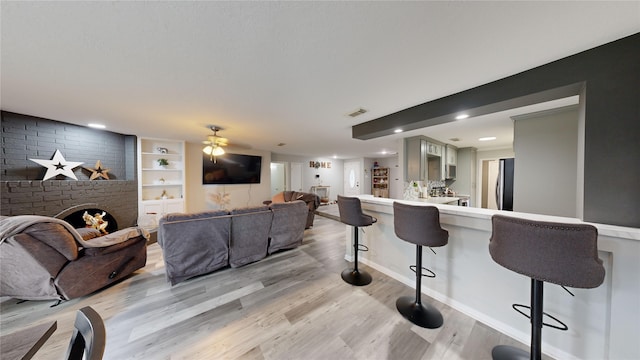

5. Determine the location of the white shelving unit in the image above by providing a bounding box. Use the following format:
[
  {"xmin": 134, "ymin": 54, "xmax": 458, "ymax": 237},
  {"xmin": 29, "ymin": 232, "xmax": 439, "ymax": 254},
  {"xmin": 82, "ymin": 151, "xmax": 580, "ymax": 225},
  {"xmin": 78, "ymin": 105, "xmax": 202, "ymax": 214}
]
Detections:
[
  {"xmin": 372, "ymin": 167, "xmax": 389, "ymax": 198},
  {"xmin": 137, "ymin": 138, "xmax": 186, "ymax": 225}
]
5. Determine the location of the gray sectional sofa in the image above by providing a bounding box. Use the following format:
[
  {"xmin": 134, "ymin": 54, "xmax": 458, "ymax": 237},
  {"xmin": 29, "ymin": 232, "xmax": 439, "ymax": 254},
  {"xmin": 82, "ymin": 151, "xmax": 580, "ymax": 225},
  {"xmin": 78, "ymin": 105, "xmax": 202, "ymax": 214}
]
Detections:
[{"xmin": 157, "ymin": 200, "xmax": 308, "ymax": 285}]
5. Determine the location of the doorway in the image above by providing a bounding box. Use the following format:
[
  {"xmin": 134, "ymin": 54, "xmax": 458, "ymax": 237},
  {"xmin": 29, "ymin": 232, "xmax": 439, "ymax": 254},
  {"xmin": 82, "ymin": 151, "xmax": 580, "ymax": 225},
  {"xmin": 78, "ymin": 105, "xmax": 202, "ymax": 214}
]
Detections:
[
  {"xmin": 290, "ymin": 162, "xmax": 302, "ymax": 192},
  {"xmin": 343, "ymin": 161, "xmax": 360, "ymax": 196},
  {"xmin": 481, "ymin": 159, "xmax": 499, "ymax": 209},
  {"xmin": 270, "ymin": 162, "xmax": 285, "ymax": 197}
]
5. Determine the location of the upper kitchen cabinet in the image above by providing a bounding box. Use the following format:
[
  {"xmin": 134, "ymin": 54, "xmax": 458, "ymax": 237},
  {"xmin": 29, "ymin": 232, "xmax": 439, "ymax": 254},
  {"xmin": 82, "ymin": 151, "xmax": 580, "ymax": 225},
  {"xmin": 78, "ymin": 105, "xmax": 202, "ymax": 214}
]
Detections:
[
  {"xmin": 446, "ymin": 145, "xmax": 457, "ymax": 165},
  {"xmin": 405, "ymin": 136, "xmax": 447, "ymax": 181},
  {"xmin": 405, "ymin": 136, "xmax": 427, "ymax": 181},
  {"xmin": 426, "ymin": 142, "xmax": 443, "ymax": 157}
]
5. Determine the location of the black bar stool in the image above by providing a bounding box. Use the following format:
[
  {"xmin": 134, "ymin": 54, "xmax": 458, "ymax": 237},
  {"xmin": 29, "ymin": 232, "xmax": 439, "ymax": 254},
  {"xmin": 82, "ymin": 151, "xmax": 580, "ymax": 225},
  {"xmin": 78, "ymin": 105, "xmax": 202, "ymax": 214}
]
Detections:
[
  {"xmin": 489, "ymin": 215, "xmax": 605, "ymax": 360},
  {"xmin": 337, "ymin": 195, "xmax": 377, "ymax": 286},
  {"xmin": 393, "ymin": 202, "xmax": 448, "ymax": 329}
]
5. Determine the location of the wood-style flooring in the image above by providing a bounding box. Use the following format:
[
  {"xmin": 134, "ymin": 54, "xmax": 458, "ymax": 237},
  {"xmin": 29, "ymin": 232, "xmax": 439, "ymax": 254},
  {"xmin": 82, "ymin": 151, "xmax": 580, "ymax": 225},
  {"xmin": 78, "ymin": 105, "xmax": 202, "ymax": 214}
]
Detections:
[{"xmin": 0, "ymin": 214, "xmax": 535, "ymax": 360}]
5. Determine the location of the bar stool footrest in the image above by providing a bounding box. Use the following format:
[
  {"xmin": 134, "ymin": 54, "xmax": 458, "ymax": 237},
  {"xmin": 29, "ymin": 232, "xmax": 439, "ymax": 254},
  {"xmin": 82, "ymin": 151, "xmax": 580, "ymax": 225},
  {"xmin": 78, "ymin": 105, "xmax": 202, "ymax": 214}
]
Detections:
[
  {"xmin": 512, "ymin": 303, "xmax": 569, "ymax": 331},
  {"xmin": 409, "ymin": 265, "xmax": 436, "ymax": 278},
  {"xmin": 395, "ymin": 295, "xmax": 443, "ymax": 329}
]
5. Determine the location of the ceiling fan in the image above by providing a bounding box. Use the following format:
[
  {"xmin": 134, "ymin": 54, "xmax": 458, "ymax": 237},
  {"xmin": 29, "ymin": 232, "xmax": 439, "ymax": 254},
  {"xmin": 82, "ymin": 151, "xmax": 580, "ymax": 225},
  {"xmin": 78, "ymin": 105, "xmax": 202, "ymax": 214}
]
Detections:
[{"xmin": 202, "ymin": 125, "xmax": 228, "ymax": 162}]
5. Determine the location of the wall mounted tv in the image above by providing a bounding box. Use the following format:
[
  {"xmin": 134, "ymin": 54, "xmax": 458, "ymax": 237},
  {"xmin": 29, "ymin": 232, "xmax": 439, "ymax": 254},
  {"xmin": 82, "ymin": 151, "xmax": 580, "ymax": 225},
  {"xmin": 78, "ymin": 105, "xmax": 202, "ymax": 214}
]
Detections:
[{"xmin": 203, "ymin": 153, "xmax": 262, "ymax": 184}]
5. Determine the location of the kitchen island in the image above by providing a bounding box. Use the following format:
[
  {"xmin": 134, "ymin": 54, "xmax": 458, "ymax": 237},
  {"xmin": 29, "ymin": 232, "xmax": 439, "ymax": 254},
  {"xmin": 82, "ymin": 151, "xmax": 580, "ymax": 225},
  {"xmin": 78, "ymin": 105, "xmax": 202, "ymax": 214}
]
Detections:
[{"xmin": 343, "ymin": 195, "xmax": 639, "ymax": 360}]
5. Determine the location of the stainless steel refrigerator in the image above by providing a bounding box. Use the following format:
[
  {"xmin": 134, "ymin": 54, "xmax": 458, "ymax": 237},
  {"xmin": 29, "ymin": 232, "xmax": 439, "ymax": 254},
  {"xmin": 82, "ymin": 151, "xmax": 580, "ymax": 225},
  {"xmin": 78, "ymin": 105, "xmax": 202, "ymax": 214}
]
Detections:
[{"xmin": 496, "ymin": 158, "xmax": 514, "ymax": 211}]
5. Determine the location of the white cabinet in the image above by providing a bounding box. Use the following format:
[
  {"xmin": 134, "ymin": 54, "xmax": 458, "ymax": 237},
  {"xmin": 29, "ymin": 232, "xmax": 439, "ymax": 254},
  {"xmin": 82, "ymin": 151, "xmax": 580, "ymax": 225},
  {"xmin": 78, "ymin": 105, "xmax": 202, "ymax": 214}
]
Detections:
[
  {"xmin": 446, "ymin": 145, "xmax": 457, "ymax": 165},
  {"xmin": 405, "ymin": 137, "xmax": 427, "ymax": 181},
  {"xmin": 138, "ymin": 138, "xmax": 186, "ymax": 222},
  {"xmin": 140, "ymin": 199, "xmax": 184, "ymax": 223},
  {"xmin": 426, "ymin": 142, "xmax": 442, "ymax": 156}
]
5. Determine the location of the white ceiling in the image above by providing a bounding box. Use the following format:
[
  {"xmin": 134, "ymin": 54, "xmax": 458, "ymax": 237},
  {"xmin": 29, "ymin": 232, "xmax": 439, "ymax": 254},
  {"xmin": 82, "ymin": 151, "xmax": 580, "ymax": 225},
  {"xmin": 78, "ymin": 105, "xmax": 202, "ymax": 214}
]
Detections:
[{"xmin": 2, "ymin": 1, "xmax": 638, "ymax": 158}]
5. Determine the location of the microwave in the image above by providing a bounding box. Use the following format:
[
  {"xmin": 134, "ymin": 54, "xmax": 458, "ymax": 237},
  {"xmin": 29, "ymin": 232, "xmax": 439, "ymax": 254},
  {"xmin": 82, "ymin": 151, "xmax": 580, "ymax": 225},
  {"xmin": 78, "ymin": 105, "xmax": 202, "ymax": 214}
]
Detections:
[{"xmin": 446, "ymin": 165, "xmax": 456, "ymax": 179}]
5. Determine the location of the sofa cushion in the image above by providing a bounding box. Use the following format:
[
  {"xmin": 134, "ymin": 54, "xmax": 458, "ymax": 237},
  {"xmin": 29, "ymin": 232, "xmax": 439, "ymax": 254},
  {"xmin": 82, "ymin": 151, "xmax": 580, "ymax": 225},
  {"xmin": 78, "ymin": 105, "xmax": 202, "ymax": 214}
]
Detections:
[
  {"xmin": 163, "ymin": 210, "xmax": 229, "ymax": 222},
  {"xmin": 229, "ymin": 207, "xmax": 272, "ymax": 268},
  {"xmin": 158, "ymin": 212, "xmax": 231, "ymax": 285},
  {"xmin": 268, "ymin": 200, "xmax": 308, "ymax": 254},
  {"xmin": 231, "ymin": 206, "xmax": 269, "ymax": 215},
  {"xmin": 22, "ymin": 222, "xmax": 78, "ymax": 261}
]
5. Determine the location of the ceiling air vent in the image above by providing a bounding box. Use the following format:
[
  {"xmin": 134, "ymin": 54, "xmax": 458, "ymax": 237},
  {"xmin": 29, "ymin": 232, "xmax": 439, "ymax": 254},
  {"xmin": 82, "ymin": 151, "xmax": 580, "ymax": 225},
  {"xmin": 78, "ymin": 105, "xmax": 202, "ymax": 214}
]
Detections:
[
  {"xmin": 449, "ymin": 138, "xmax": 461, "ymax": 142},
  {"xmin": 348, "ymin": 108, "xmax": 367, "ymax": 117}
]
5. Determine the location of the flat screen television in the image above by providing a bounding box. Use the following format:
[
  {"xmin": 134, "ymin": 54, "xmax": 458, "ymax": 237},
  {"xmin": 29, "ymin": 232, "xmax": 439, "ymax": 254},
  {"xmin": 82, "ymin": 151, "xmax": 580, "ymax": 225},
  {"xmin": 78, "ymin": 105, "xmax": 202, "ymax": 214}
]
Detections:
[{"xmin": 203, "ymin": 153, "xmax": 262, "ymax": 184}]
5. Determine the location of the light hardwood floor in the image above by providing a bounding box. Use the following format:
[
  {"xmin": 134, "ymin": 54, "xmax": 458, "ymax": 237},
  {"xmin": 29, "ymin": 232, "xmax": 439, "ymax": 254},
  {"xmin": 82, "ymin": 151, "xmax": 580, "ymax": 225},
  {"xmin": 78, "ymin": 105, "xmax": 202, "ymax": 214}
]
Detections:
[{"xmin": 0, "ymin": 215, "xmax": 536, "ymax": 360}]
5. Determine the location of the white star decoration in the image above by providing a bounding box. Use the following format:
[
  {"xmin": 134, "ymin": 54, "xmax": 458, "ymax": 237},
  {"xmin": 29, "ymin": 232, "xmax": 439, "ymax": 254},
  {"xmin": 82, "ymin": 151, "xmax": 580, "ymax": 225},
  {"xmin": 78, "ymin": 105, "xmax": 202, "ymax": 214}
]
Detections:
[{"xmin": 30, "ymin": 149, "xmax": 84, "ymax": 180}]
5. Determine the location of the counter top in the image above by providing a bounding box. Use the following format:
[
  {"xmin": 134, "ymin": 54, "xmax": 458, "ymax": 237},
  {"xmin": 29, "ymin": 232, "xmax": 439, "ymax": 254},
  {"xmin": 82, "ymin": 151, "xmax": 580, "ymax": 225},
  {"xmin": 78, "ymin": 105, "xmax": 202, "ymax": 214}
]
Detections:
[{"xmin": 357, "ymin": 195, "xmax": 640, "ymax": 241}]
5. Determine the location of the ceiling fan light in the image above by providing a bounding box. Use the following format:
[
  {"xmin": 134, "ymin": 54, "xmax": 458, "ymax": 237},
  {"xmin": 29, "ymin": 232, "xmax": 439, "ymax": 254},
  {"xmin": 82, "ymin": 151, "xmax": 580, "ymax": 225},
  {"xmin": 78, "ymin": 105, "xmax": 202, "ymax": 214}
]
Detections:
[
  {"xmin": 202, "ymin": 145, "xmax": 213, "ymax": 154},
  {"xmin": 212, "ymin": 146, "xmax": 225, "ymax": 156}
]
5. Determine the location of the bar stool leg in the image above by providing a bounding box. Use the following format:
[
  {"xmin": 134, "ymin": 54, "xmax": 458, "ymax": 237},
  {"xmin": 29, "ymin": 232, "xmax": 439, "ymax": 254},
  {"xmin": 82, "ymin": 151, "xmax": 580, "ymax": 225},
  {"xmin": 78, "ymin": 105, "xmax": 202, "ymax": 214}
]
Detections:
[
  {"xmin": 492, "ymin": 279, "xmax": 544, "ymax": 360},
  {"xmin": 341, "ymin": 226, "xmax": 372, "ymax": 286},
  {"xmin": 396, "ymin": 245, "xmax": 443, "ymax": 329}
]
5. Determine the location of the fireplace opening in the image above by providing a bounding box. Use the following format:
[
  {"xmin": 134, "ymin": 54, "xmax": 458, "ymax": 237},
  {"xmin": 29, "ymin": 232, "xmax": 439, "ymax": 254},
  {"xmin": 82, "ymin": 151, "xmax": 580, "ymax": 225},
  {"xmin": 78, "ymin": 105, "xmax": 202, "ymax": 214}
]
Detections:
[{"xmin": 55, "ymin": 204, "xmax": 119, "ymax": 233}]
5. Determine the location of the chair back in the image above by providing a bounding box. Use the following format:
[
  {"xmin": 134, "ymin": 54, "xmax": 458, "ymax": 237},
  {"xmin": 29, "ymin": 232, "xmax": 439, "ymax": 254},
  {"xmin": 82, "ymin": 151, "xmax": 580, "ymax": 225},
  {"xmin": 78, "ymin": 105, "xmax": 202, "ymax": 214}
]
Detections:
[
  {"xmin": 65, "ymin": 306, "xmax": 106, "ymax": 360},
  {"xmin": 393, "ymin": 202, "xmax": 448, "ymax": 247},
  {"xmin": 337, "ymin": 195, "xmax": 376, "ymax": 227},
  {"xmin": 489, "ymin": 214, "xmax": 605, "ymax": 288}
]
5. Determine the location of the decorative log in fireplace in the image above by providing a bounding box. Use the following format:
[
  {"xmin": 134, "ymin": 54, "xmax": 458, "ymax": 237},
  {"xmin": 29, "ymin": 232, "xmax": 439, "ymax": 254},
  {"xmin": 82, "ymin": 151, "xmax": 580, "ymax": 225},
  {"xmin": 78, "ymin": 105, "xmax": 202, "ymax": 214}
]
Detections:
[{"xmin": 55, "ymin": 203, "xmax": 119, "ymax": 233}]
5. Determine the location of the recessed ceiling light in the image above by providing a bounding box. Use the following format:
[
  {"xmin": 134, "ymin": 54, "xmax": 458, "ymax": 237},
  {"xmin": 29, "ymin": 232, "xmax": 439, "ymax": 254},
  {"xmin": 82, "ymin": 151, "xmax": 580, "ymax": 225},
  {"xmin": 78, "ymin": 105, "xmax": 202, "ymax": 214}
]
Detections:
[
  {"xmin": 479, "ymin": 136, "xmax": 497, "ymax": 141},
  {"xmin": 88, "ymin": 123, "xmax": 106, "ymax": 129},
  {"xmin": 394, "ymin": 129, "xmax": 403, "ymax": 133},
  {"xmin": 455, "ymin": 114, "xmax": 469, "ymax": 120}
]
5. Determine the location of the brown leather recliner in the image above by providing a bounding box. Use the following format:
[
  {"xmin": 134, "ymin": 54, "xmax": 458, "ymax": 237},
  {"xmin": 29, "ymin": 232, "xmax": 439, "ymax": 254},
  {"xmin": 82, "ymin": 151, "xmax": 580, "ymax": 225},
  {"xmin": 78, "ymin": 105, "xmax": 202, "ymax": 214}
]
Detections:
[
  {"xmin": 270, "ymin": 191, "xmax": 320, "ymax": 228},
  {"xmin": 0, "ymin": 215, "xmax": 147, "ymax": 301}
]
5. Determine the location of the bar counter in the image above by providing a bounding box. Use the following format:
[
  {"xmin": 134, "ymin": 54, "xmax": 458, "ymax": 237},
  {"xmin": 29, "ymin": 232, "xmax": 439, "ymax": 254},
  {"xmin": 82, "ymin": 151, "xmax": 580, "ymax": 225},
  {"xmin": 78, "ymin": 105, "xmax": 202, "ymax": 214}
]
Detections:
[{"xmin": 343, "ymin": 195, "xmax": 639, "ymax": 360}]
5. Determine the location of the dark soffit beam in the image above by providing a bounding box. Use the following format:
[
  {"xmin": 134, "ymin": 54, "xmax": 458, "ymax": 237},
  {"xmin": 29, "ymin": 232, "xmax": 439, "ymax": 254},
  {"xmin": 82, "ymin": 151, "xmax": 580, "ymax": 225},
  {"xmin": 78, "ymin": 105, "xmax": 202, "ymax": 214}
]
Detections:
[{"xmin": 352, "ymin": 33, "xmax": 639, "ymax": 140}]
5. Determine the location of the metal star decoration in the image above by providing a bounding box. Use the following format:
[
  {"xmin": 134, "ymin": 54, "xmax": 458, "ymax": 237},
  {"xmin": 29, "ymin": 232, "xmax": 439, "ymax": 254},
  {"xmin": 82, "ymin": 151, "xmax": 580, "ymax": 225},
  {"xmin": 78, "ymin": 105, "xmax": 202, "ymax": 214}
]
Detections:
[
  {"xmin": 84, "ymin": 160, "xmax": 111, "ymax": 180},
  {"xmin": 30, "ymin": 149, "xmax": 84, "ymax": 180}
]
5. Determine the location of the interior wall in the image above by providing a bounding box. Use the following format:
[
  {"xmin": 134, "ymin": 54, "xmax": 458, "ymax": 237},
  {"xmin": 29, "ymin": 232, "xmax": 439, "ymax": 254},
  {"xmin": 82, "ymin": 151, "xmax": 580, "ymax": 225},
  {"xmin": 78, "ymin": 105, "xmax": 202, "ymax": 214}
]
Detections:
[
  {"xmin": 362, "ymin": 158, "xmax": 375, "ymax": 195},
  {"xmin": 576, "ymin": 85, "xmax": 587, "ymax": 219},
  {"xmin": 185, "ymin": 142, "xmax": 272, "ymax": 212},
  {"xmin": 513, "ymin": 106, "xmax": 579, "ymax": 217},
  {"xmin": 452, "ymin": 147, "xmax": 477, "ymax": 204},
  {"xmin": 371, "ymin": 156, "xmax": 401, "ymax": 199},
  {"xmin": 271, "ymin": 153, "xmax": 344, "ymax": 202}
]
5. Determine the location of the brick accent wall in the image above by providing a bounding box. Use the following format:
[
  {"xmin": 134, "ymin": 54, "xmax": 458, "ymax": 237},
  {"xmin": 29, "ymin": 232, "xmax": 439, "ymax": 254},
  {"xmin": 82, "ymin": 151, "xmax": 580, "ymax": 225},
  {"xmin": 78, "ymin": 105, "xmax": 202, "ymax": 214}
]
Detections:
[
  {"xmin": 1, "ymin": 111, "xmax": 139, "ymax": 228},
  {"xmin": 1, "ymin": 180, "xmax": 138, "ymax": 228}
]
